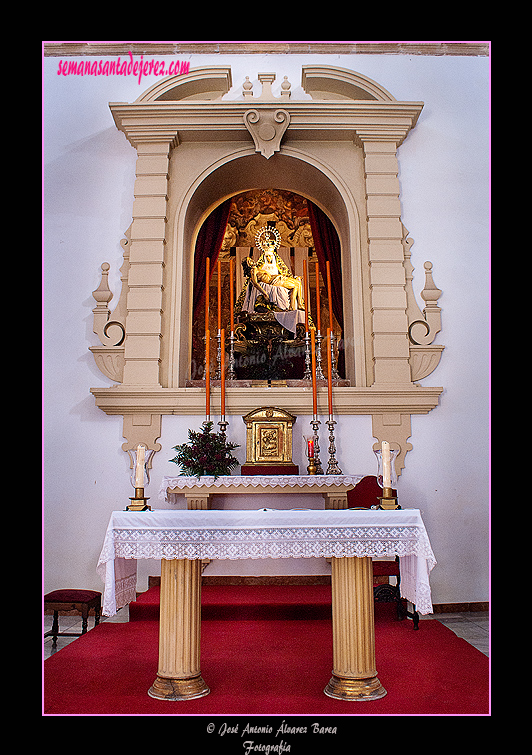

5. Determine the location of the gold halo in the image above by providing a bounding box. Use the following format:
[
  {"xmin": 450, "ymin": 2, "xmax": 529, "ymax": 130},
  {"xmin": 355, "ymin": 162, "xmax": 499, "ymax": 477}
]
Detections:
[{"xmin": 255, "ymin": 226, "xmax": 281, "ymax": 253}]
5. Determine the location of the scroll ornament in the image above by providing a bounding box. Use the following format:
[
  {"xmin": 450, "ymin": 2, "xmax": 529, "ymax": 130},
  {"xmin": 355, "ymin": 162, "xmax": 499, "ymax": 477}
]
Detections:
[
  {"xmin": 402, "ymin": 226, "xmax": 444, "ymax": 382},
  {"xmin": 89, "ymin": 229, "xmax": 132, "ymax": 382},
  {"xmin": 243, "ymin": 108, "xmax": 290, "ymax": 159}
]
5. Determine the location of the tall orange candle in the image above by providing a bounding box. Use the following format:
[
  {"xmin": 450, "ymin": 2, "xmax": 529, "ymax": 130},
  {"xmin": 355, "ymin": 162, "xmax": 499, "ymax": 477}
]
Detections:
[
  {"xmin": 217, "ymin": 259, "xmax": 222, "ymax": 331},
  {"xmin": 326, "ymin": 327, "xmax": 333, "ymax": 420},
  {"xmin": 326, "ymin": 260, "xmax": 333, "ymax": 331},
  {"xmin": 220, "ymin": 328, "xmax": 226, "ymax": 419},
  {"xmin": 205, "ymin": 257, "xmax": 210, "ymax": 334},
  {"xmin": 311, "ymin": 327, "xmax": 317, "ymax": 419},
  {"xmin": 229, "ymin": 257, "xmax": 234, "ymax": 333},
  {"xmin": 303, "ymin": 258, "xmax": 309, "ymax": 331},
  {"xmin": 315, "ymin": 261, "xmax": 321, "ymax": 332},
  {"xmin": 205, "ymin": 329, "xmax": 210, "ymax": 420}
]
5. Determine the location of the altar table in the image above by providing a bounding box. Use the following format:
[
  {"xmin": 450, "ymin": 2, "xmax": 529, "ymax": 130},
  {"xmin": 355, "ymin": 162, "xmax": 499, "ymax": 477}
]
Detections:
[{"xmin": 97, "ymin": 507, "xmax": 436, "ymax": 702}]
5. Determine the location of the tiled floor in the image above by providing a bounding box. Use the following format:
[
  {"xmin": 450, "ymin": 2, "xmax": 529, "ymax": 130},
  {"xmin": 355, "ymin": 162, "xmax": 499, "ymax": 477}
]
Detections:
[
  {"xmin": 43, "ymin": 605, "xmax": 130, "ymax": 659},
  {"xmin": 419, "ymin": 611, "xmax": 489, "ymax": 657},
  {"xmin": 43, "ymin": 608, "xmax": 489, "ymax": 660}
]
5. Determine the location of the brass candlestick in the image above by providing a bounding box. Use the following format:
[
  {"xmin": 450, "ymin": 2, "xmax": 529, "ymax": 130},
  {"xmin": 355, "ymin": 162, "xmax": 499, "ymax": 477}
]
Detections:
[
  {"xmin": 126, "ymin": 444, "xmax": 154, "ymax": 511},
  {"xmin": 215, "ymin": 329, "xmax": 222, "ymax": 379},
  {"xmin": 307, "ymin": 457, "xmax": 317, "ymax": 475},
  {"xmin": 126, "ymin": 487, "xmax": 151, "ymax": 511},
  {"xmin": 303, "ymin": 331, "xmax": 312, "ymax": 379},
  {"xmin": 315, "ymin": 330, "xmax": 325, "ymax": 379},
  {"xmin": 228, "ymin": 331, "xmax": 236, "ymax": 380},
  {"xmin": 310, "ymin": 419, "xmax": 324, "ymax": 474},
  {"xmin": 305, "ymin": 431, "xmax": 321, "ymax": 475},
  {"xmin": 326, "ymin": 419, "xmax": 342, "ymax": 475},
  {"xmin": 330, "ymin": 331, "xmax": 340, "ymax": 380},
  {"xmin": 374, "ymin": 446, "xmax": 400, "ymax": 509}
]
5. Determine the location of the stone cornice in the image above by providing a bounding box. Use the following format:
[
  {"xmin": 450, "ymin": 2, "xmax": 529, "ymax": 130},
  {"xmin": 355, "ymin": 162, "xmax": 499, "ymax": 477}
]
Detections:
[
  {"xmin": 110, "ymin": 99, "xmax": 424, "ymax": 147},
  {"xmin": 90, "ymin": 385, "xmax": 443, "ymax": 417}
]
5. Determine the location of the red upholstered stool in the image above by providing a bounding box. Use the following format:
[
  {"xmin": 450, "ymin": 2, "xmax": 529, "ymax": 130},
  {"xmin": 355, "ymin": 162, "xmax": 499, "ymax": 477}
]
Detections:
[{"xmin": 44, "ymin": 589, "xmax": 101, "ymax": 647}]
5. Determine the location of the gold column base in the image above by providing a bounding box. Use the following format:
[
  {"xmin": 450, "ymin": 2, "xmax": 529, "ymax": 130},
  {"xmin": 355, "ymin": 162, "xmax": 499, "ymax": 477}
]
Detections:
[
  {"xmin": 148, "ymin": 673, "xmax": 210, "ymax": 701},
  {"xmin": 324, "ymin": 673, "xmax": 387, "ymax": 701}
]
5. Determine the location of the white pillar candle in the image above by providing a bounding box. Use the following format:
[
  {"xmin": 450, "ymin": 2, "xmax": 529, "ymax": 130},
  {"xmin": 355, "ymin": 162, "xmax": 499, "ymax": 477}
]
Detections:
[
  {"xmin": 381, "ymin": 440, "xmax": 391, "ymax": 489},
  {"xmin": 135, "ymin": 444, "xmax": 146, "ymax": 488}
]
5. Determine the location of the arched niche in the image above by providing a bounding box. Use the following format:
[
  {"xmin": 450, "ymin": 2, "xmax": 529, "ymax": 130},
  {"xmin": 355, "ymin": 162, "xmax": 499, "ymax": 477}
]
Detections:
[{"xmin": 165, "ymin": 150, "xmax": 363, "ymax": 388}]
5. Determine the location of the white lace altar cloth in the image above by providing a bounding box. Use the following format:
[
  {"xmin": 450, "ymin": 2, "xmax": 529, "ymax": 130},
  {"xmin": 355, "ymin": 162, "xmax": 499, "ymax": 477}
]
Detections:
[
  {"xmin": 159, "ymin": 474, "xmax": 364, "ymax": 503},
  {"xmin": 97, "ymin": 508, "xmax": 436, "ymax": 617}
]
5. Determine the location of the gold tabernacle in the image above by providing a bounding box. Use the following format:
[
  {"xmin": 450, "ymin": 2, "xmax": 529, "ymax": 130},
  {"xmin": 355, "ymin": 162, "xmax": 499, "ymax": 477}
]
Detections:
[{"xmin": 242, "ymin": 407, "xmax": 297, "ymax": 473}]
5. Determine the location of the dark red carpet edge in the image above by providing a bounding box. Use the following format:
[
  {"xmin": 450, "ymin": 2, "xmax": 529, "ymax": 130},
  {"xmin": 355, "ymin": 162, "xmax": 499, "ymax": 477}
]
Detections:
[
  {"xmin": 44, "ymin": 589, "xmax": 489, "ymax": 717},
  {"xmin": 130, "ymin": 584, "xmax": 334, "ymax": 622}
]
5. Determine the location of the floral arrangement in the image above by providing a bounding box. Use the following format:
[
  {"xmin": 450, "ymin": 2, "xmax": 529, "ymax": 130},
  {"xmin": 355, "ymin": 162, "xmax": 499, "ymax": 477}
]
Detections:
[{"xmin": 170, "ymin": 422, "xmax": 240, "ymax": 479}]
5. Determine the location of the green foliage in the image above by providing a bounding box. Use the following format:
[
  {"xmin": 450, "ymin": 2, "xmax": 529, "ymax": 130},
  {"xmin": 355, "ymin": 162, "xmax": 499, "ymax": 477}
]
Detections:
[{"xmin": 170, "ymin": 422, "xmax": 240, "ymax": 479}]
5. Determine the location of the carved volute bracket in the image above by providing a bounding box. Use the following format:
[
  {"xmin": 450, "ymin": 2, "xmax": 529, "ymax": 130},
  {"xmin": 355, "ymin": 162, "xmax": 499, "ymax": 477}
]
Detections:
[
  {"xmin": 402, "ymin": 226, "xmax": 445, "ymax": 382},
  {"xmin": 243, "ymin": 108, "xmax": 290, "ymax": 159},
  {"xmin": 89, "ymin": 228, "xmax": 131, "ymax": 382},
  {"xmin": 372, "ymin": 413, "xmax": 413, "ymax": 477},
  {"xmin": 122, "ymin": 414, "xmax": 162, "ymax": 471}
]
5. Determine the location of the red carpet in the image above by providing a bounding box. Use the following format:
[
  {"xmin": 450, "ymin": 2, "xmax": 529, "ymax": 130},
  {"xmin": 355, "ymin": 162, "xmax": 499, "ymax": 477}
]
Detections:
[{"xmin": 44, "ymin": 586, "xmax": 489, "ymax": 717}]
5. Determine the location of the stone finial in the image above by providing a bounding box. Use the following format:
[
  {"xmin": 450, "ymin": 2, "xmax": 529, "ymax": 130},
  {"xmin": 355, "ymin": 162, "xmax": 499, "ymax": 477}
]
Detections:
[
  {"xmin": 242, "ymin": 76, "xmax": 253, "ymax": 98},
  {"xmin": 92, "ymin": 262, "xmax": 113, "ymax": 307},
  {"xmin": 420, "ymin": 261, "xmax": 442, "ymax": 306},
  {"xmin": 280, "ymin": 76, "xmax": 291, "ymax": 99},
  {"xmin": 243, "ymin": 73, "xmax": 291, "ymax": 100}
]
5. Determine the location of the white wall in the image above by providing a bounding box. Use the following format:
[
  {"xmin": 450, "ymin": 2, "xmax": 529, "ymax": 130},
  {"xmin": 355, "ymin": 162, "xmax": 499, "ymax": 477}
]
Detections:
[{"xmin": 43, "ymin": 49, "xmax": 489, "ymax": 604}]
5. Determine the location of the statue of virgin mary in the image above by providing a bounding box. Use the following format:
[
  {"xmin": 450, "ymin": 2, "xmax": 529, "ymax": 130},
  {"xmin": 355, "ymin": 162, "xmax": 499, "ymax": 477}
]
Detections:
[{"xmin": 236, "ymin": 227, "xmax": 307, "ymax": 336}]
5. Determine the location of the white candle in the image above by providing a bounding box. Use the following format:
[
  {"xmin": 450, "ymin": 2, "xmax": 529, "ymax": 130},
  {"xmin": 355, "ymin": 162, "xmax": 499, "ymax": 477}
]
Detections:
[
  {"xmin": 381, "ymin": 440, "xmax": 391, "ymax": 489},
  {"xmin": 135, "ymin": 444, "xmax": 146, "ymax": 488}
]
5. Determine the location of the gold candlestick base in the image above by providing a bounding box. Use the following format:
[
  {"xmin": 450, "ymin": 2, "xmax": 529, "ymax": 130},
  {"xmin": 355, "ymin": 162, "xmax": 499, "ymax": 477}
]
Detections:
[
  {"xmin": 307, "ymin": 458, "xmax": 317, "ymax": 475},
  {"xmin": 126, "ymin": 487, "xmax": 151, "ymax": 511},
  {"xmin": 378, "ymin": 487, "xmax": 400, "ymax": 510}
]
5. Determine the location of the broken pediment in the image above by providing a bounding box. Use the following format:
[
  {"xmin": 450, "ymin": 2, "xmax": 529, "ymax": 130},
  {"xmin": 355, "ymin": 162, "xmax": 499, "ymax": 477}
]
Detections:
[
  {"xmin": 301, "ymin": 65, "xmax": 396, "ymax": 101},
  {"xmin": 135, "ymin": 66, "xmax": 233, "ymax": 102}
]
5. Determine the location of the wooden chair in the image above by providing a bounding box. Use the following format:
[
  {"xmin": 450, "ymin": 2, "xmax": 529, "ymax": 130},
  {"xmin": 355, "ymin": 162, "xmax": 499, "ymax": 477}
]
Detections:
[
  {"xmin": 347, "ymin": 476, "xmax": 419, "ymax": 629},
  {"xmin": 44, "ymin": 589, "xmax": 102, "ymax": 647}
]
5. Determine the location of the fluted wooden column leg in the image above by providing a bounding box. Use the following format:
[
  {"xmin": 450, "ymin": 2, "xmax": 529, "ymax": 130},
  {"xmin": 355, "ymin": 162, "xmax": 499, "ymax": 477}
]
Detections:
[
  {"xmin": 325, "ymin": 556, "xmax": 387, "ymax": 701},
  {"xmin": 148, "ymin": 558, "xmax": 210, "ymax": 701}
]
